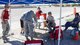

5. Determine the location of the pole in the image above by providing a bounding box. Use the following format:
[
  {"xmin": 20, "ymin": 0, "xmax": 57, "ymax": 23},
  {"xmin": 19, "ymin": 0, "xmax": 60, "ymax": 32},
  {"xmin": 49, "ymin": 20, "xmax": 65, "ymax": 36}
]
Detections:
[
  {"xmin": 58, "ymin": 0, "xmax": 62, "ymax": 45},
  {"xmin": 9, "ymin": 0, "xmax": 11, "ymax": 31}
]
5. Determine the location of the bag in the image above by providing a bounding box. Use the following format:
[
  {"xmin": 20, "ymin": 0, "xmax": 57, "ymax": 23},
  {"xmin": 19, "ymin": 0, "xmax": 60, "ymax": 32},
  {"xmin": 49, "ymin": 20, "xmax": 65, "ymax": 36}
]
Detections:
[
  {"xmin": 24, "ymin": 40, "xmax": 43, "ymax": 45},
  {"xmin": 50, "ymin": 30, "xmax": 55, "ymax": 39},
  {"xmin": 71, "ymin": 29, "xmax": 79, "ymax": 36},
  {"xmin": 72, "ymin": 31, "xmax": 79, "ymax": 40},
  {"xmin": 71, "ymin": 30, "xmax": 76, "ymax": 36},
  {"xmin": 50, "ymin": 26, "xmax": 63, "ymax": 40},
  {"xmin": 54, "ymin": 29, "xmax": 63, "ymax": 40}
]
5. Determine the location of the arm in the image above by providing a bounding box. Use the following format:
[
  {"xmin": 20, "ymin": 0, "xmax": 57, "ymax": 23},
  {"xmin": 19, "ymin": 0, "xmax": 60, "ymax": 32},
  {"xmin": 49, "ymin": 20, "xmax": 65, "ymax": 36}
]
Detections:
[
  {"xmin": 1, "ymin": 11, "xmax": 4, "ymax": 21},
  {"xmin": 52, "ymin": 16, "xmax": 55, "ymax": 23},
  {"xmin": 33, "ymin": 13, "xmax": 37, "ymax": 23},
  {"xmin": 20, "ymin": 14, "xmax": 25, "ymax": 21},
  {"xmin": 46, "ymin": 17, "xmax": 48, "ymax": 23},
  {"xmin": 52, "ymin": 16, "xmax": 56, "ymax": 26}
]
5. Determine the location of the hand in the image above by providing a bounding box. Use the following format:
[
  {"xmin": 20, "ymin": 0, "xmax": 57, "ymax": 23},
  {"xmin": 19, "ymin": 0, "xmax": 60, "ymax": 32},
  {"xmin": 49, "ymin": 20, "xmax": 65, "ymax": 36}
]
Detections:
[
  {"xmin": 33, "ymin": 23, "xmax": 36, "ymax": 26},
  {"xmin": 71, "ymin": 22, "xmax": 74, "ymax": 24},
  {"xmin": 3, "ymin": 19, "xmax": 8, "ymax": 24}
]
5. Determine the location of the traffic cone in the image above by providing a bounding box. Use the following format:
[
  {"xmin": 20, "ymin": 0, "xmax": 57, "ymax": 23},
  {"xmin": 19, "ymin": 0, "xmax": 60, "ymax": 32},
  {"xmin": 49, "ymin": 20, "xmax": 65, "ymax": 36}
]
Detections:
[{"xmin": 73, "ymin": 31, "xmax": 79, "ymax": 40}]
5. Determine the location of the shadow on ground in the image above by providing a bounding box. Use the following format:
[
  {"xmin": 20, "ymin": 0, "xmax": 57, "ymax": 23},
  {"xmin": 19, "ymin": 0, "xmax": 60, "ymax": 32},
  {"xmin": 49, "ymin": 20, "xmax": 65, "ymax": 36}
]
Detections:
[
  {"xmin": 6, "ymin": 29, "xmax": 80, "ymax": 45},
  {"xmin": 42, "ymin": 29, "xmax": 80, "ymax": 45},
  {"xmin": 8, "ymin": 40, "xmax": 24, "ymax": 45}
]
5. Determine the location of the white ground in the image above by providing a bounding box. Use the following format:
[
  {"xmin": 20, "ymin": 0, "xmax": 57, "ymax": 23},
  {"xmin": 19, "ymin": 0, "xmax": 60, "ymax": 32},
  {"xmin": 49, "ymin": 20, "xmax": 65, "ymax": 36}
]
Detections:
[{"xmin": 0, "ymin": 6, "xmax": 80, "ymax": 45}]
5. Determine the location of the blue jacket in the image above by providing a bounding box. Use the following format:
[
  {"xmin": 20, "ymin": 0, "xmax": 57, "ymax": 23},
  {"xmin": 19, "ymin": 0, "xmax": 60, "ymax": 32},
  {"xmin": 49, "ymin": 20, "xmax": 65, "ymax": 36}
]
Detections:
[
  {"xmin": 72, "ymin": 16, "xmax": 80, "ymax": 23},
  {"xmin": 21, "ymin": 10, "xmax": 37, "ymax": 23}
]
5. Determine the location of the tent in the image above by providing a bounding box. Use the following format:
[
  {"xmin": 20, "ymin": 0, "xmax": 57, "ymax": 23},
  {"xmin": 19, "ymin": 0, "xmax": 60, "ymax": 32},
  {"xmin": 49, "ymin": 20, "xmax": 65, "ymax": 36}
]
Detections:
[
  {"xmin": 0, "ymin": 0, "xmax": 79, "ymax": 45},
  {"xmin": 0, "ymin": 0, "xmax": 80, "ymax": 4}
]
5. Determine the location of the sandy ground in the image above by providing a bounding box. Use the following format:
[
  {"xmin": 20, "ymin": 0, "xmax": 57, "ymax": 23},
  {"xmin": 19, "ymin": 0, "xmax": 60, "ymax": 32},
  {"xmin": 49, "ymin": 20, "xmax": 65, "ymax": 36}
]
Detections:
[{"xmin": 0, "ymin": 6, "xmax": 80, "ymax": 45}]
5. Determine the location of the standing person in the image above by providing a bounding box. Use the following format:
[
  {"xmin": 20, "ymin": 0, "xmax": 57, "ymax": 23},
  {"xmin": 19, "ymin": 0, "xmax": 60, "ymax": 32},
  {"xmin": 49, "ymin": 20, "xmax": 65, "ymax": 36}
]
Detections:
[
  {"xmin": 36, "ymin": 7, "xmax": 42, "ymax": 19},
  {"xmin": 46, "ymin": 12, "xmax": 56, "ymax": 32},
  {"xmin": 36, "ymin": 7, "xmax": 42, "ymax": 29},
  {"xmin": 23, "ymin": 10, "xmax": 37, "ymax": 40},
  {"xmin": 64, "ymin": 13, "xmax": 80, "ymax": 31},
  {"xmin": 1, "ymin": 4, "xmax": 10, "ymax": 43}
]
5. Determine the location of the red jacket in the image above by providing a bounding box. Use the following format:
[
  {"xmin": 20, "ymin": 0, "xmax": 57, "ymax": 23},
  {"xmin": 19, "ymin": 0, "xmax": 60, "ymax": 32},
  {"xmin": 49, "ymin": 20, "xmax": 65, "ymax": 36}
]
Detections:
[{"xmin": 36, "ymin": 10, "xmax": 42, "ymax": 19}]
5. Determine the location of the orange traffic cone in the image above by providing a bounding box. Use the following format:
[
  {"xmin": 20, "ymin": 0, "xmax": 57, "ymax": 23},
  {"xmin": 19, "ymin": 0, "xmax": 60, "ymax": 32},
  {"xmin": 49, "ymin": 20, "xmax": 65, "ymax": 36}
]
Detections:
[{"xmin": 73, "ymin": 31, "xmax": 79, "ymax": 40}]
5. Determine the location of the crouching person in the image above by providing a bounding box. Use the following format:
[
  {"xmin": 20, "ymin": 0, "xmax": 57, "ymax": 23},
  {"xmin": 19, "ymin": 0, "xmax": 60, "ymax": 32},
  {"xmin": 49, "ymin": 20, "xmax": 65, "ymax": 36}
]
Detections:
[{"xmin": 46, "ymin": 12, "xmax": 56, "ymax": 33}]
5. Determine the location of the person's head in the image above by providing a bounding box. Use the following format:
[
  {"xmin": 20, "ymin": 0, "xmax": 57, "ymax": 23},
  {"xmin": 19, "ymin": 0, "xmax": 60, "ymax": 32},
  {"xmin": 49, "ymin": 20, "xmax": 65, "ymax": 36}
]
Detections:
[
  {"xmin": 37, "ymin": 7, "xmax": 41, "ymax": 10},
  {"xmin": 75, "ymin": 13, "xmax": 79, "ymax": 17},
  {"xmin": 48, "ymin": 12, "xmax": 52, "ymax": 16},
  {"xmin": 30, "ymin": 10, "xmax": 34, "ymax": 14},
  {"xmin": 29, "ymin": 10, "xmax": 35, "ymax": 16},
  {"xmin": 4, "ymin": 4, "xmax": 9, "ymax": 10}
]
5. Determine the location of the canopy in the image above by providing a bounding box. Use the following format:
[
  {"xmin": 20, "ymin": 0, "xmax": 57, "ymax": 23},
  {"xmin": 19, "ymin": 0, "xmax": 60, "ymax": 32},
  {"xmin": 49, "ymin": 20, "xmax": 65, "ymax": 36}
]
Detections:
[{"xmin": 0, "ymin": 0, "xmax": 80, "ymax": 4}]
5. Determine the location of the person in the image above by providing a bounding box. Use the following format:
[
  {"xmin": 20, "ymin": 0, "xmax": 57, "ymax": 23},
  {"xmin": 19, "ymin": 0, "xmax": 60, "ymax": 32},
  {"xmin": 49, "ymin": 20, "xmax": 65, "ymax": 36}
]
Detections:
[
  {"xmin": 1, "ymin": 4, "xmax": 10, "ymax": 43},
  {"xmin": 36, "ymin": 7, "xmax": 42, "ymax": 29},
  {"xmin": 46, "ymin": 12, "xmax": 56, "ymax": 33},
  {"xmin": 20, "ymin": 15, "xmax": 25, "ymax": 35},
  {"xmin": 23, "ymin": 10, "xmax": 37, "ymax": 40},
  {"xmin": 64, "ymin": 13, "xmax": 80, "ymax": 31},
  {"xmin": 36, "ymin": 7, "xmax": 42, "ymax": 19}
]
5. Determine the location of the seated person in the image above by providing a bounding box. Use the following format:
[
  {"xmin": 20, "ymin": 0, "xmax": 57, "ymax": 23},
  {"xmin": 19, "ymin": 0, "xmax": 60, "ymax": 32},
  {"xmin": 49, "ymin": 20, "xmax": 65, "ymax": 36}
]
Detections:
[
  {"xmin": 64, "ymin": 13, "xmax": 80, "ymax": 31},
  {"xmin": 46, "ymin": 12, "xmax": 56, "ymax": 32}
]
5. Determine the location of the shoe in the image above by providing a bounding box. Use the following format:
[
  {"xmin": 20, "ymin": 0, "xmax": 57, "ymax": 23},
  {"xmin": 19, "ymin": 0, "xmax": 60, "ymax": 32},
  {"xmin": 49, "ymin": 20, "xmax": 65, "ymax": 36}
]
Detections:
[
  {"xmin": 27, "ymin": 38, "xmax": 30, "ymax": 41},
  {"xmin": 20, "ymin": 32, "xmax": 22, "ymax": 34},
  {"xmin": 3, "ymin": 40, "xmax": 9, "ymax": 43},
  {"xmin": 63, "ymin": 30, "xmax": 66, "ymax": 32},
  {"xmin": 31, "ymin": 37, "xmax": 34, "ymax": 40},
  {"xmin": 20, "ymin": 32, "xmax": 24, "ymax": 35},
  {"xmin": 3, "ymin": 40, "xmax": 7, "ymax": 43},
  {"xmin": 2, "ymin": 36, "xmax": 9, "ymax": 43}
]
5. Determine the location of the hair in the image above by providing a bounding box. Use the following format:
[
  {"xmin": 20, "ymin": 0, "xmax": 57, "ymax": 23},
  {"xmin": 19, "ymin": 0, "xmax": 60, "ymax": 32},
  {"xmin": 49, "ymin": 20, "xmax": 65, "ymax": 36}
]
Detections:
[
  {"xmin": 4, "ymin": 4, "xmax": 9, "ymax": 8},
  {"xmin": 29, "ymin": 10, "xmax": 35, "ymax": 15},
  {"xmin": 38, "ymin": 7, "xmax": 41, "ymax": 9},
  {"xmin": 76, "ymin": 13, "xmax": 79, "ymax": 16},
  {"xmin": 48, "ymin": 12, "xmax": 52, "ymax": 14},
  {"xmin": 30, "ymin": 10, "xmax": 34, "ymax": 13}
]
